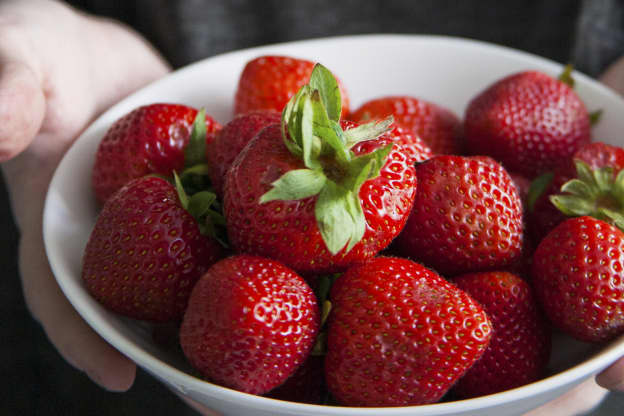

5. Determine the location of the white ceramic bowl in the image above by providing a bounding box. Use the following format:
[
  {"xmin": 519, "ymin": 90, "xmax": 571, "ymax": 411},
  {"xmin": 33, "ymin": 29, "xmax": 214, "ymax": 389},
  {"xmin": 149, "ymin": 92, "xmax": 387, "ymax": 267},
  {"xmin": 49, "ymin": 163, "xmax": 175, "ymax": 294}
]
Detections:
[{"xmin": 43, "ymin": 34, "xmax": 624, "ymax": 416}]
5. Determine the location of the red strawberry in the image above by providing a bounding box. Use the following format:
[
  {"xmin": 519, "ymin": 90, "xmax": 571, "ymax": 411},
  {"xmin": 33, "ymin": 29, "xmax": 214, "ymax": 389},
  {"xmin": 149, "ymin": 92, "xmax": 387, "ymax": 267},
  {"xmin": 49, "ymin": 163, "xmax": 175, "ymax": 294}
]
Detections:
[
  {"xmin": 532, "ymin": 216, "xmax": 624, "ymax": 342},
  {"xmin": 234, "ymin": 55, "xmax": 350, "ymax": 117},
  {"xmin": 509, "ymin": 172, "xmax": 531, "ymax": 209},
  {"xmin": 528, "ymin": 142, "xmax": 624, "ymax": 244},
  {"xmin": 206, "ymin": 110, "xmax": 281, "ymax": 198},
  {"xmin": 507, "ymin": 236, "xmax": 536, "ymax": 279},
  {"xmin": 224, "ymin": 121, "xmax": 417, "ymax": 274},
  {"xmin": 350, "ymin": 96, "xmax": 463, "ymax": 155},
  {"xmin": 179, "ymin": 255, "xmax": 319, "ymax": 395},
  {"xmin": 325, "ymin": 256, "xmax": 492, "ymax": 406},
  {"xmin": 452, "ymin": 271, "xmax": 551, "ymax": 398},
  {"xmin": 92, "ymin": 103, "xmax": 221, "ymax": 203},
  {"xmin": 265, "ymin": 355, "xmax": 325, "ymax": 404},
  {"xmin": 82, "ymin": 176, "xmax": 223, "ymax": 322},
  {"xmin": 574, "ymin": 141, "xmax": 624, "ymax": 168},
  {"xmin": 375, "ymin": 124, "xmax": 433, "ymax": 165},
  {"xmin": 395, "ymin": 155, "xmax": 524, "ymax": 276},
  {"xmin": 224, "ymin": 65, "xmax": 418, "ymax": 274},
  {"xmin": 526, "ymin": 168, "xmax": 573, "ymax": 245},
  {"xmin": 464, "ymin": 71, "xmax": 591, "ymax": 177}
]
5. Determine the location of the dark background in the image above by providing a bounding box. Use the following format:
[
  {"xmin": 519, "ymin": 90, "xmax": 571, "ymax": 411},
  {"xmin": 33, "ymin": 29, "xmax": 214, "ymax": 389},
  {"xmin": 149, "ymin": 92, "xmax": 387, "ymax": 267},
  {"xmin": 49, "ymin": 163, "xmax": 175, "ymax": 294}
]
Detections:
[{"xmin": 2, "ymin": 0, "xmax": 624, "ymax": 414}]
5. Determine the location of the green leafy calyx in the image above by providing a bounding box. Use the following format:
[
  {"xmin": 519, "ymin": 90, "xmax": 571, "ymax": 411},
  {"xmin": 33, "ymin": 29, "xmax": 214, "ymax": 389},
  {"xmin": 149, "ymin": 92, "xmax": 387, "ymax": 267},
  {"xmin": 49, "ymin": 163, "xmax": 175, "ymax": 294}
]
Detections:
[
  {"xmin": 550, "ymin": 160, "xmax": 624, "ymax": 230},
  {"xmin": 527, "ymin": 172, "xmax": 554, "ymax": 212},
  {"xmin": 173, "ymin": 171, "xmax": 228, "ymax": 246},
  {"xmin": 310, "ymin": 273, "xmax": 340, "ymax": 356},
  {"xmin": 558, "ymin": 64, "xmax": 575, "ymax": 88},
  {"xmin": 261, "ymin": 63, "xmax": 394, "ymax": 255},
  {"xmin": 179, "ymin": 108, "xmax": 213, "ymax": 194},
  {"xmin": 590, "ymin": 109, "xmax": 603, "ymax": 126}
]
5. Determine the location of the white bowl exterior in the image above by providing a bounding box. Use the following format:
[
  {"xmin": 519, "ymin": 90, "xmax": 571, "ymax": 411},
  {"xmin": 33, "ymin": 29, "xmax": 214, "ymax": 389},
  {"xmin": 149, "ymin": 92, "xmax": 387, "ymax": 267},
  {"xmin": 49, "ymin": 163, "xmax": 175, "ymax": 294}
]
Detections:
[{"xmin": 43, "ymin": 34, "xmax": 624, "ymax": 416}]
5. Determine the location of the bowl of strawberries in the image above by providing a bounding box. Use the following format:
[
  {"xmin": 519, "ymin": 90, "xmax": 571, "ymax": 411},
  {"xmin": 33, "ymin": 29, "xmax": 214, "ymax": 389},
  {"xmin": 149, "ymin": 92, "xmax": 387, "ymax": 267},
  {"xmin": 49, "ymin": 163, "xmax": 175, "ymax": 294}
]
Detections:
[{"xmin": 43, "ymin": 34, "xmax": 624, "ymax": 416}]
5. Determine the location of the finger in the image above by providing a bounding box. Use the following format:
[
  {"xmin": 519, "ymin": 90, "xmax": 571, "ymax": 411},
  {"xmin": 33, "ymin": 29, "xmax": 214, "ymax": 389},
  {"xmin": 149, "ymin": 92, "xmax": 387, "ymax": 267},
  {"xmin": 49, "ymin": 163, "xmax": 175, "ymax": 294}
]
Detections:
[
  {"xmin": 20, "ymin": 229, "xmax": 136, "ymax": 391},
  {"xmin": 0, "ymin": 27, "xmax": 46, "ymax": 161},
  {"xmin": 83, "ymin": 16, "xmax": 171, "ymax": 112},
  {"xmin": 596, "ymin": 358, "xmax": 624, "ymax": 391},
  {"xmin": 523, "ymin": 377, "xmax": 607, "ymax": 416},
  {"xmin": 599, "ymin": 55, "xmax": 624, "ymax": 96}
]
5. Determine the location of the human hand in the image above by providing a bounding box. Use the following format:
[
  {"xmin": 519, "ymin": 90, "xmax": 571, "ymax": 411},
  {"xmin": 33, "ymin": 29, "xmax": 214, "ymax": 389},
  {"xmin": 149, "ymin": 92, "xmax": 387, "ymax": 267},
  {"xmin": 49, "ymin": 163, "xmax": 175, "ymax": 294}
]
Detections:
[
  {"xmin": 0, "ymin": 0, "xmax": 169, "ymax": 391},
  {"xmin": 600, "ymin": 55, "xmax": 624, "ymax": 97},
  {"xmin": 593, "ymin": 56, "xmax": 624, "ymax": 394}
]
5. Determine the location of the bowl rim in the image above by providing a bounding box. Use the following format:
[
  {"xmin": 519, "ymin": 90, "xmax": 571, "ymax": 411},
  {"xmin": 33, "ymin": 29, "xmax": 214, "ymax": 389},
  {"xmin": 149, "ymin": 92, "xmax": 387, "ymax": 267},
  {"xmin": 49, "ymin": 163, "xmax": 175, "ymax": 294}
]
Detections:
[{"xmin": 43, "ymin": 33, "xmax": 624, "ymax": 414}]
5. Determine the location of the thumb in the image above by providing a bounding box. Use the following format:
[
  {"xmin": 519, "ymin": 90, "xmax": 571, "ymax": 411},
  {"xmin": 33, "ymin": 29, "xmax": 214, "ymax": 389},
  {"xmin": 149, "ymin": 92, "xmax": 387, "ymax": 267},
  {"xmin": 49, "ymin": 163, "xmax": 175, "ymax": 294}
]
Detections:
[
  {"xmin": 0, "ymin": 50, "xmax": 45, "ymax": 161},
  {"xmin": 600, "ymin": 55, "xmax": 624, "ymax": 96},
  {"xmin": 596, "ymin": 357, "xmax": 624, "ymax": 392}
]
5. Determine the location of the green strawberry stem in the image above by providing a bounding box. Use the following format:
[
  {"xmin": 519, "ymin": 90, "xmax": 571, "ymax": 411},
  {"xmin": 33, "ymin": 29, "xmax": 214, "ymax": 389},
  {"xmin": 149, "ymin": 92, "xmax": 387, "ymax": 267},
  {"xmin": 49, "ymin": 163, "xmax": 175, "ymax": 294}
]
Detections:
[
  {"xmin": 184, "ymin": 108, "xmax": 208, "ymax": 167},
  {"xmin": 590, "ymin": 109, "xmax": 603, "ymax": 126},
  {"xmin": 557, "ymin": 65, "xmax": 602, "ymax": 127},
  {"xmin": 260, "ymin": 64, "xmax": 394, "ymax": 255},
  {"xmin": 558, "ymin": 64, "xmax": 575, "ymax": 88},
  {"xmin": 173, "ymin": 171, "xmax": 228, "ymax": 246},
  {"xmin": 310, "ymin": 273, "xmax": 340, "ymax": 356},
  {"xmin": 171, "ymin": 108, "xmax": 229, "ymax": 245},
  {"xmin": 179, "ymin": 108, "xmax": 214, "ymax": 194},
  {"xmin": 550, "ymin": 160, "xmax": 624, "ymax": 230},
  {"xmin": 527, "ymin": 172, "xmax": 554, "ymax": 212}
]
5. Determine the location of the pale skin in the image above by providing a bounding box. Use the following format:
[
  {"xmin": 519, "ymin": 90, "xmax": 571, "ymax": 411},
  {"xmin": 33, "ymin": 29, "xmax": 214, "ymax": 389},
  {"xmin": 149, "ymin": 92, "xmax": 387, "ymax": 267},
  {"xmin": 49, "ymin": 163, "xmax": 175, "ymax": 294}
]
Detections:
[{"xmin": 0, "ymin": 1, "xmax": 622, "ymax": 415}]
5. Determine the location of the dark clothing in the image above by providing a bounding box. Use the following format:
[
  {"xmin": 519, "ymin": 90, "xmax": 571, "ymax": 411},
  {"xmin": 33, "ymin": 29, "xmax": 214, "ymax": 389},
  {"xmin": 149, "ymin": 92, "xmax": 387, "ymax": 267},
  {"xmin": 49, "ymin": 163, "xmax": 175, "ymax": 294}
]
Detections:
[
  {"xmin": 68, "ymin": 0, "xmax": 621, "ymax": 76},
  {"xmin": 3, "ymin": 0, "xmax": 624, "ymax": 414}
]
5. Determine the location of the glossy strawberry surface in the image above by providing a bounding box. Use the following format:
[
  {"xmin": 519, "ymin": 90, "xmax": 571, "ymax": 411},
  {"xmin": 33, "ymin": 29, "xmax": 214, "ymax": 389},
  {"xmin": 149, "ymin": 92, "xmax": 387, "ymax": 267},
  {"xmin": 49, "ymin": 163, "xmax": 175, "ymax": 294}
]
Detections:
[
  {"xmin": 452, "ymin": 271, "xmax": 551, "ymax": 398},
  {"xmin": 179, "ymin": 255, "xmax": 319, "ymax": 395},
  {"xmin": 92, "ymin": 103, "xmax": 221, "ymax": 203},
  {"xmin": 379, "ymin": 124, "xmax": 433, "ymax": 165},
  {"xmin": 325, "ymin": 257, "xmax": 492, "ymax": 406},
  {"xmin": 532, "ymin": 216, "xmax": 624, "ymax": 342},
  {"xmin": 395, "ymin": 155, "xmax": 524, "ymax": 276},
  {"xmin": 223, "ymin": 123, "xmax": 418, "ymax": 274},
  {"xmin": 265, "ymin": 354, "xmax": 325, "ymax": 404},
  {"xmin": 528, "ymin": 142, "xmax": 624, "ymax": 245},
  {"xmin": 464, "ymin": 71, "xmax": 591, "ymax": 177},
  {"xmin": 234, "ymin": 55, "xmax": 350, "ymax": 117},
  {"xmin": 82, "ymin": 176, "xmax": 222, "ymax": 322},
  {"xmin": 351, "ymin": 96, "xmax": 463, "ymax": 154},
  {"xmin": 206, "ymin": 110, "xmax": 280, "ymax": 198}
]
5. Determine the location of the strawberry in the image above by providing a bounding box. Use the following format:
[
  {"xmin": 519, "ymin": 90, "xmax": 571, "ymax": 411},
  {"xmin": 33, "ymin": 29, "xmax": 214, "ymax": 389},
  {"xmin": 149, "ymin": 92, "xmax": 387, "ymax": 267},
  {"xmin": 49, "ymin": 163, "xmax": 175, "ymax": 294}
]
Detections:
[
  {"xmin": 532, "ymin": 216, "xmax": 624, "ymax": 342},
  {"xmin": 394, "ymin": 155, "xmax": 524, "ymax": 276},
  {"xmin": 92, "ymin": 103, "xmax": 221, "ymax": 203},
  {"xmin": 82, "ymin": 176, "xmax": 223, "ymax": 322},
  {"xmin": 324, "ymin": 256, "xmax": 492, "ymax": 406},
  {"xmin": 464, "ymin": 70, "xmax": 591, "ymax": 177},
  {"xmin": 370, "ymin": 124, "xmax": 433, "ymax": 165},
  {"xmin": 452, "ymin": 271, "xmax": 551, "ymax": 398},
  {"xmin": 234, "ymin": 55, "xmax": 350, "ymax": 117},
  {"xmin": 507, "ymin": 236, "xmax": 536, "ymax": 279},
  {"xmin": 509, "ymin": 172, "xmax": 531, "ymax": 210},
  {"xmin": 179, "ymin": 255, "xmax": 319, "ymax": 395},
  {"xmin": 528, "ymin": 142, "xmax": 624, "ymax": 244},
  {"xmin": 206, "ymin": 110, "xmax": 281, "ymax": 198},
  {"xmin": 265, "ymin": 355, "xmax": 325, "ymax": 404},
  {"xmin": 224, "ymin": 65, "xmax": 418, "ymax": 274},
  {"xmin": 350, "ymin": 96, "xmax": 463, "ymax": 154},
  {"xmin": 574, "ymin": 141, "xmax": 624, "ymax": 168},
  {"xmin": 526, "ymin": 168, "xmax": 571, "ymax": 245}
]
